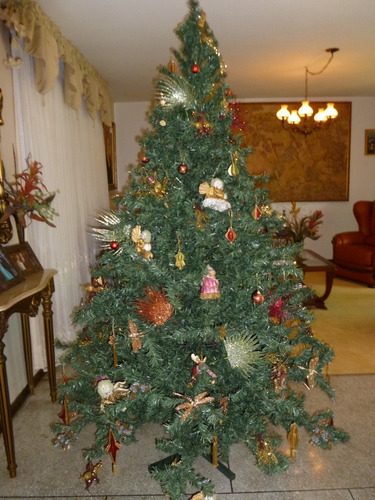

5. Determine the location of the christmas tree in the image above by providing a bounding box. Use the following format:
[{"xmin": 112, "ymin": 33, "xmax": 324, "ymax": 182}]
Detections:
[{"xmin": 52, "ymin": 1, "xmax": 348, "ymax": 498}]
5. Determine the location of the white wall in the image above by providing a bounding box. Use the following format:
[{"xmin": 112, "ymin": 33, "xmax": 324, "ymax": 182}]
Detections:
[{"xmin": 115, "ymin": 97, "xmax": 375, "ymax": 259}]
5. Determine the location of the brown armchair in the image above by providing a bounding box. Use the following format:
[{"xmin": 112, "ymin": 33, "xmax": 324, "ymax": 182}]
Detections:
[{"xmin": 332, "ymin": 200, "xmax": 375, "ymax": 286}]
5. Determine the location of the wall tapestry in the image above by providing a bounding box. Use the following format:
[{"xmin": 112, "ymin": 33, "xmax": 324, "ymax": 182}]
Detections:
[{"xmin": 236, "ymin": 102, "xmax": 351, "ymax": 202}]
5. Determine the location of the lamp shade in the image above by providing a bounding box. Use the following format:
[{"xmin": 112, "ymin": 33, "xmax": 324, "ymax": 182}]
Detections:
[
  {"xmin": 324, "ymin": 103, "xmax": 338, "ymax": 119},
  {"xmin": 288, "ymin": 110, "xmax": 301, "ymax": 124},
  {"xmin": 314, "ymin": 108, "xmax": 328, "ymax": 122},
  {"xmin": 276, "ymin": 105, "xmax": 290, "ymax": 121},
  {"xmin": 298, "ymin": 100, "xmax": 313, "ymax": 117}
]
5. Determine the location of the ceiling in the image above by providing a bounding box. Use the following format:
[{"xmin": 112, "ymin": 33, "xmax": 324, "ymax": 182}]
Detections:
[{"xmin": 36, "ymin": 0, "xmax": 375, "ymax": 103}]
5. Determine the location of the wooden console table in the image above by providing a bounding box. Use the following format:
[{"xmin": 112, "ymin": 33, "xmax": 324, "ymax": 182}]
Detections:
[
  {"xmin": 301, "ymin": 249, "xmax": 337, "ymax": 309},
  {"xmin": 0, "ymin": 269, "xmax": 57, "ymax": 478}
]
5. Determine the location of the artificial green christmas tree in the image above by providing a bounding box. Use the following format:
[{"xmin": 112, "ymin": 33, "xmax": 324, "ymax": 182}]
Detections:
[{"xmin": 52, "ymin": 1, "xmax": 348, "ymax": 498}]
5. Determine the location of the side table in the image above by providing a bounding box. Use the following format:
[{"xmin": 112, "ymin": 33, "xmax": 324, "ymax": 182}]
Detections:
[{"xmin": 0, "ymin": 269, "xmax": 57, "ymax": 478}]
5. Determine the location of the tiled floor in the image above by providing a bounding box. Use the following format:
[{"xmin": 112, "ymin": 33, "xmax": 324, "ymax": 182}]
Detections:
[{"xmin": 0, "ymin": 373, "xmax": 374, "ymax": 499}]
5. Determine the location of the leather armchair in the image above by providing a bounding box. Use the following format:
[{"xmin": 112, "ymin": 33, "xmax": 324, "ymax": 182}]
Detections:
[{"xmin": 332, "ymin": 200, "xmax": 375, "ymax": 286}]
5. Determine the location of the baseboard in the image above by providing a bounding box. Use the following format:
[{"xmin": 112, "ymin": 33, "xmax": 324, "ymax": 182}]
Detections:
[{"xmin": 0, "ymin": 369, "xmax": 45, "ymax": 435}]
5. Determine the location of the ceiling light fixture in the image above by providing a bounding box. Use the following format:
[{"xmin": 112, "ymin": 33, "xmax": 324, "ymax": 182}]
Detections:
[{"xmin": 276, "ymin": 48, "xmax": 339, "ymax": 136}]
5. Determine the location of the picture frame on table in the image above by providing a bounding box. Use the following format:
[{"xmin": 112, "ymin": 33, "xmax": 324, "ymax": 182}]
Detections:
[
  {"xmin": 0, "ymin": 246, "xmax": 25, "ymax": 291},
  {"xmin": 365, "ymin": 129, "xmax": 375, "ymax": 155},
  {"xmin": 3, "ymin": 242, "xmax": 43, "ymax": 277}
]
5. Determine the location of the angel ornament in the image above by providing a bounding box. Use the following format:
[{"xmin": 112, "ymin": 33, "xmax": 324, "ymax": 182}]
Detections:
[
  {"xmin": 96, "ymin": 377, "xmax": 130, "ymax": 412},
  {"xmin": 131, "ymin": 225, "xmax": 153, "ymax": 260},
  {"xmin": 199, "ymin": 178, "xmax": 231, "ymax": 212}
]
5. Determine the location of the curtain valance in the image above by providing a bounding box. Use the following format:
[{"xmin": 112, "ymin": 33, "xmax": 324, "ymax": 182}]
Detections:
[{"xmin": 0, "ymin": 0, "xmax": 112, "ymax": 125}]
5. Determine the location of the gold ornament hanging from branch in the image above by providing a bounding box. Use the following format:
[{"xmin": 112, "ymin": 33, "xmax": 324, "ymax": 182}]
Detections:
[
  {"xmin": 175, "ymin": 237, "xmax": 185, "ymax": 269},
  {"xmin": 131, "ymin": 225, "xmax": 153, "ymax": 261},
  {"xmin": 133, "ymin": 286, "xmax": 173, "ymax": 326},
  {"xmin": 128, "ymin": 320, "xmax": 144, "ymax": 352}
]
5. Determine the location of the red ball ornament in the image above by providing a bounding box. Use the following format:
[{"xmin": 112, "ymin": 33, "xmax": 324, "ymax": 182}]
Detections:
[
  {"xmin": 141, "ymin": 156, "xmax": 149, "ymax": 164},
  {"xmin": 178, "ymin": 163, "xmax": 189, "ymax": 174},
  {"xmin": 191, "ymin": 63, "xmax": 200, "ymax": 73},
  {"xmin": 252, "ymin": 290, "xmax": 264, "ymax": 304},
  {"xmin": 110, "ymin": 241, "xmax": 119, "ymax": 250}
]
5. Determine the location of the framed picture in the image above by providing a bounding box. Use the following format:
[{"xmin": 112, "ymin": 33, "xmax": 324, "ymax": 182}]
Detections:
[
  {"xmin": 103, "ymin": 122, "xmax": 117, "ymax": 190},
  {"xmin": 365, "ymin": 129, "xmax": 375, "ymax": 155},
  {"xmin": 3, "ymin": 242, "xmax": 43, "ymax": 277},
  {"xmin": 235, "ymin": 102, "xmax": 351, "ymax": 201},
  {"xmin": 0, "ymin": 246, "xmax": 24, "ymax": 291}
]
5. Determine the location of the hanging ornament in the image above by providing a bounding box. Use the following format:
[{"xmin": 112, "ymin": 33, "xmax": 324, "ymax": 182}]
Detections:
[
  {"xmin": 173, "ymin": 391, "xmax": 214, "ymax": 422},
  {"xmin": 108, "ymin": 319, "xmax": 118, "ymax": 366},
  {"xmin": 305, "ymin": 352, "xmax": 319, "ymax": 389},
  {"xmin": 159, "ymin": 119, "xmax": 167, "ymax": 127},
  {"xmin": 256, "ymin": 435, "xmax": 278, "ymax": 466},
  {"xmin": 200, "ymin": 265, "xmax": 220, "ymax": 299},
  {"xmin": 155, "ymin": 73, "xmax": 196, "ymax": 109},
  {"xmin": 191, "ymin": 111, "xmax": 213, "ymax": 136},
  {"xmin": 57, "ymin": 395, "xmax": 76, "ymax": 425},
  {"xmin": 218, "ymin": 324, "xmax": 227, "ymax": 341},
  {"xmin": 141, "ymin": 155, "xmax": 149, "ymax": 163},
  {"xmin": 95, "ymin": 377, "xmax": 130, "ymax": 412},
  {"xmin": 80, "ymin": 460, "xmax": 103, "ymax": 490},
  {"xmin": 228, "ymin": 152, "xmax": 240, "ymax": 177},
  {"xmin": 133, "ymin": 286, "xmax": 173, "ymax": 326},
  {"xmin": 168, "ymin": 58, "xmax": 176, "ymax": 73},
  {"xmin": 310, "ymin": 417, "xmax": 333, "ymax": 448},
  {"xmin": 175, "ymin": 237, "xmax": 186, "ymax": 270},
  {"xmin": 128, "ymin": 320, "xmax": 144, "ymax": 352},
  {"xmin": 188, "ymin": 353, "xmax": 217, "ymax": 387},
  {"xmin": 225, "ymin": 210, "xmax": 237, "ymax": 243},
  {"xmin": 53, "ymin": 428, "xmax": 77, "ymax": 451},
  {"xmin": 199, "ymin": 178, "xmax": 231, "ymax": 212},
  {"xmin": 212, "ymin": 436, "xmax": 219, "ymax": 467},
  {"xmin": 219, "ymin": 395, "xmax": 229, "ymax": 414},
  {"xmin": 252, "ymin": 289, "xmax": 264, "ymax": 304},
  {"xmin": 224, "ymin": 333, "xmax": 262, "ymax": 377},
  {"xmin": 133, "ymin": 170, "xmax": 168, "ymax": 199},
  {"xmin": 110, "ymin": 241, "xmax": 119, "ymax": 250},
  {"xmin": 271, "ymin": 361, "xmax": 288, "ymax": 393},
  {"xmin": 105, "ymin": 428, "xmax": 121, "ymax": 474},
  {"xmin": 178, "ymin": 162, "xmax": 189, "ymax": 175},
  {"xmin": 131, "ymin": 225, "xmax": 153, "ymax": 260},
  {"xmin": 288, "ymin": 422, "xmax": 299, "ymax": 461},
  {"xmin": 252, "ymin": 204, "xmax": 262, "ymax": 220},
  {"xmin": 191, "ymin": 63, "xmax": 200, "ymax": 73},
  {"xmin": 194, "ymin": 203, "xmax": 210, "ymax": 230},
  {"xmin": 260, "ymin": 203, "xmax": 273, "ymax": 216}
]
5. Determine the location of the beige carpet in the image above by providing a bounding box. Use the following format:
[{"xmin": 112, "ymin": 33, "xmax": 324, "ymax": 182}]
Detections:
[{"xmin": 304, "ymin": 272, "xmax": 375, "ymax": 375}]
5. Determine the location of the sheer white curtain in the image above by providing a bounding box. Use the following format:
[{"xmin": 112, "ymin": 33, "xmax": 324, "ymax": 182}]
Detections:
[{"xmin": 11, "ymin": 41, "xmax": 110, "ymax": 369}]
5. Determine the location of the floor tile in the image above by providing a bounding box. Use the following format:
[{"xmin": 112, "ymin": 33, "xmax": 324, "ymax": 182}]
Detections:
[{"xmin": 350, "ymin": 488, "xmax": 375, "ymax": 500}]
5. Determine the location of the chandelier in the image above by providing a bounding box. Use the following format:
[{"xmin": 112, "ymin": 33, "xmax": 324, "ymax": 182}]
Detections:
[{"xmin": 276, "ymin": 48, "xmax": 339, "ymax": 135}]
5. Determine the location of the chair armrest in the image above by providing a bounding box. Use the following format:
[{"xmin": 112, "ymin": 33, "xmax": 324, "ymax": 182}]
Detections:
[{"xmin": 332, "ymin": 232, "xmax": 366, "ymax": 246}]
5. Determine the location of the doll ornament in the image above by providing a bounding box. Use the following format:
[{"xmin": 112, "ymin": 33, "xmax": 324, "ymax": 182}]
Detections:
[
  {"xmin": 199, "ymin": 178, "xmax": 231, "ymax": 212},
  {"xmin": 200, "ymin": 265, "xmax": 220, "ymax": 299}
]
